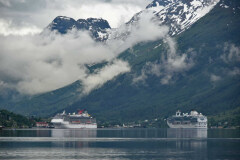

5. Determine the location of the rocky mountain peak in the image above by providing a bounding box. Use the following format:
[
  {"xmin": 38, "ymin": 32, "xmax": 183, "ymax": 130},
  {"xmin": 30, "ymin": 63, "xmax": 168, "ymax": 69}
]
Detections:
[
  {"xmin": 107, "ymin": 0, "xmax": 220, "ymax": 41},
  {"xmin": 46, "ymin": 16, "xmax": 111, "ymax": 41}
]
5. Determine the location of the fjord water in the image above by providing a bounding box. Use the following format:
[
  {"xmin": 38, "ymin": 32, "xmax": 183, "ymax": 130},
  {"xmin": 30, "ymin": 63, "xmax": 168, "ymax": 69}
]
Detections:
[{"xmin": 0, "ymin": 129, "xmax": 239, "ymax": 160}]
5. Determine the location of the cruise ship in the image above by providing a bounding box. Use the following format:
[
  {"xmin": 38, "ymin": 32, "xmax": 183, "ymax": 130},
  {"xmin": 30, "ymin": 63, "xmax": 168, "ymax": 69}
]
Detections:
[
  {"xmin": 167, "ymin": 110, "xmax": 207, "ymax": 128},
  {"xmin": 51, "ymin": 110, "xmax": 97, "ymax": 129}
]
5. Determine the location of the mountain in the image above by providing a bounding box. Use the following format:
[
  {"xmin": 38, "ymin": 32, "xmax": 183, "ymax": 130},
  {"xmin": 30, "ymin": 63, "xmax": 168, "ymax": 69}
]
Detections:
[
  {"xmin": 44, "ymin": 0, "xmax": 220, "ymax": 42},
  {"xmin": 1, "ymin": 81, "xmax": 83, "ymax": 117},
  {"xmin": 146, "ymin": 0, "xmax": 172, "ymax": 9},
  {"xmin": 66, "ymin": 0, "xmax": 240, "ymax": 122},
  {"xmin": 0, "ymin": 109, "xmax": 35, "ymax": 128},
  {"xmin": 46, "ymin": 16, "xmax": 111, "ymax": 41},
  {"xmin": 1, "ymin": 0, "xmax": 239, "ymax": 123},
  {"xmin": 108, "ymin": 0, "xmax": 220, "ymax": 41},
  {"xmin": 149, "ymin": 0, "xmax": 220, "ymax": 35}
]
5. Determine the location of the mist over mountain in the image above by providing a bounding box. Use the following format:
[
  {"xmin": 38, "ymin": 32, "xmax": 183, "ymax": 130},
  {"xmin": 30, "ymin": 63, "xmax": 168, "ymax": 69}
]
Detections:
[
  {"xmin": 44, "ymin": 0, "xmax": 220, "ymax": 42},
  {"xmin": 0, "ymin": 0, "xmax": 239, "ymax": 123}
]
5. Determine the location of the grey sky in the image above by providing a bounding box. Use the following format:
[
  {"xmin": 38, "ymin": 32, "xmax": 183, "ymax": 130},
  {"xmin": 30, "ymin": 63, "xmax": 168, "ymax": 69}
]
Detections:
[{"xmin": 0, "ymin": 0, "xmax": 150, "ymax": 35}]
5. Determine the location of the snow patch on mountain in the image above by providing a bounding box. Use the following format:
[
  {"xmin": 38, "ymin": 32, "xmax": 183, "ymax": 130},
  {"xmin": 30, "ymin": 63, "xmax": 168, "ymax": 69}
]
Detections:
[
  {"xmin": 154, "ymin": 0, "xmax": 220, "ymax": 35},
  {"xmin": 147, "ymin": 1, "xmax": 164, "ymax": 13},
  {"xmin": 45, "ymin": 16, "xmax": 111, "ymax": 41},
  {"xmin": 107, "ymin": 0, "xmax": 220, "ymax": 41}
]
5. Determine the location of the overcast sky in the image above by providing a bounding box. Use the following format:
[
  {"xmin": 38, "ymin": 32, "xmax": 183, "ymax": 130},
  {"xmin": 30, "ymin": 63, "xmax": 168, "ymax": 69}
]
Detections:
[{"xmin": 0, "ymin": 0, "xmax": 150, "ymax": 35}]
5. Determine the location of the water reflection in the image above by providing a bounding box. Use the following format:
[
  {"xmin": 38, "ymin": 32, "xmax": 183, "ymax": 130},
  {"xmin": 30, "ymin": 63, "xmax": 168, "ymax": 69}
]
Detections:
[
  {"xmin": 36, "ymin": 129, "xmax": 51, "ymax": 137},
  {"xmin": 167, "ymin": 129, "xmax": 208, "ymax": 159},
  {"xmin": 1, "ymin": 129, "xmax": 240, "ymax": 160},
  {"xmin": 96, "ymin": 128, "xmax": 167, "ymax": 138},
  {"xmin": 51, "ymin": 129, "xmax": 97, "ymax": 138},
  {"xmin": 50, "ymin": 129, "xmax": 97, "ymax": 148},
  {"xmin": 167, "ymin": 128, "xmax": 207, "ymax": 138}
]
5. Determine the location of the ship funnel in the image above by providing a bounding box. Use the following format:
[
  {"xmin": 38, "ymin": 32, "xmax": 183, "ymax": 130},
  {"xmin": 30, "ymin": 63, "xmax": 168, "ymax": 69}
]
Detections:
[{"xmin": 176, "ymin": 110, "xmax": 181, "ymax": 116}]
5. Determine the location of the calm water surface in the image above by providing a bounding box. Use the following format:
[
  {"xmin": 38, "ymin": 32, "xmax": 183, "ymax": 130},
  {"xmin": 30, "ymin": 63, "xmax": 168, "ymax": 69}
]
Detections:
[{"xmin": 0, "ymin": 128, "xmax": 239, "ymax": 160}]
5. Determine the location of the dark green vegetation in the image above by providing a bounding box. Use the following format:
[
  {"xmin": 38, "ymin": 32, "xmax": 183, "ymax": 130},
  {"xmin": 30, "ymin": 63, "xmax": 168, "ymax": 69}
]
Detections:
[
  {"xmin": 1, "ymin": 0, "xmax": 239, "ymax": 127},
  {"xmin": 67, "ymin": 0, "xmax": 240, "ymax": 123},
  {"xmin": 208, "ymin": 107, "xmax": 240, "ymax": 128},
  {"xmin": 0, "ymin": 109, "xmax": 35, "ymax": 128},
  {"xmin": 8, "ymin": 81, "xmax": 82, "ymax": 117}
]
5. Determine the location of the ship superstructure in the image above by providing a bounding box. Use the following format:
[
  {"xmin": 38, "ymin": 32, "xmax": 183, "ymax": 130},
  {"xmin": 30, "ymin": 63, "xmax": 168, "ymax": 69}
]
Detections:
[
  {"xmin": 167, "ymin": 110, "xmax": 207, "ymax": 128},
  {"xmin": 51, "ymin": 110, "xmax": 97, "ymax": 129}
]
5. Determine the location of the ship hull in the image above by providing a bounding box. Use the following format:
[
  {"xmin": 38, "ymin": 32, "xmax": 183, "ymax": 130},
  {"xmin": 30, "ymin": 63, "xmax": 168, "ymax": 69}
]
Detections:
[
  {"xmin": 167, "ymin": 121, "xmax": 207, "ymax": 129},
  {"xmin": 167, "ymin": 110, "xmax": 208, "ymax": 129},
  {"xmin": 51, "ymin": 111, "xmax": 97, "ymax": 129},
  {"xmin": 53, "ymin": 123, "xmax": 97, "ymax": 129}
]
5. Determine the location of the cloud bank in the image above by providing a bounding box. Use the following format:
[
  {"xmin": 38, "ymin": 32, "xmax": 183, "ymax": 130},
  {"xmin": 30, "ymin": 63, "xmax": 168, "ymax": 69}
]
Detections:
[
  {"xmin": 0, "ymin": 19, "xmax": 42, "ymax": 36},
  {"xmin": 82, "ymin": 60, "xmax": 130, "ymax": 94},
  {"xmin": 210, "ymin": 74, "xmax": 221, "ymax": 82},
  {"xmin": 0, "ymin": 0, "xmax": 149, "ymax": 36},
  {"xmin": 0, "ymin": 31, "xmax": 116, "ymax": 95},
  {"xmin": 133, "ymin": 37, "xmax": 195, "ymax": 85},
  {"xmin": 108, "ymin": 12, "xmax": 169, "ymax": 54},
  {"xmin": 221, "ymin": 42, "xmax": 240, "ymax": 63},
  {"xmin": 0, "ymin": 11, "xmax": 170, "ymax": 95}
]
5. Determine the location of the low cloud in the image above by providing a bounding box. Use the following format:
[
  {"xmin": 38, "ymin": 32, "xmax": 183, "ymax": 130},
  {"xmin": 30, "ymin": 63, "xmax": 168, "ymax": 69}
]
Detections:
[
  {"xmin": 133, "ymin": 37, "xmax": 195, "ymax": 85},
  {"xmin": 0, "ymin": 0, "xmax": 149, "ymax": 29},
  {"xmin": 0, "ymin": 11, "xmax": 168, "ymax": 95},
  {"xmin": 0, "ymin": 31, "xmax": 115, "ymax": 95},
  {"xmin": 219, "ymin": 42, "xmax": 240, "ymax": 77},
  {"xmin": 210, "ymin": 74, "xmax": 221, "ymax": 82},
  {"xmin": 229, "ymin": 68, "xmax": 240, "ymax": 76},
  {"xmin": 221, "ymin": 42, "xmax": 240, "ymax": 63},
  {"xmin": 0, "ymin": 0, "xmax": 11, "ymax": 7},
  {"xmin": 82, "ymin": 60, "xmax": 130, "ymax": 94},
  {"xmin": 108, "ymin": 11, "xmax": 169, "ymax": 54},
  {"xmin": 0, "ymin": 19, "xmax": 42, "ymax": 36}
]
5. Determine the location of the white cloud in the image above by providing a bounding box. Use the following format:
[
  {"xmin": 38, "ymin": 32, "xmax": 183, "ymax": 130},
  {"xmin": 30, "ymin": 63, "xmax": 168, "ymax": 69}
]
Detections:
[
  {"xmin": 82, "ymin": 59, "xmax": 130, "ymax": 94},
  {"xmin": 132, "ymin": 71, "xmax": 147, "ymax": 84},
  {"xmin": 0, "ymin": 0, "xmax": 11, "ymax": 7},
  {"xmin": 133, "ymin": 37, "xmax": 195, "ymax": 85},
  {"xmin": 219, "ymin": 42, "xmax": 240, "ymax": 78},
  {"xmin": 0, "ymin": 0, "xmax": 149, "ymax": 29},
  {"xmin": 0, "ymin": 19, "xmax": 42, "ymax": 36},
  {"xmin": 0, "ymin": 11, "xmax": 170, "ymax": 95},
  {"xmin": 228, "ymin": 67, "xmax": 240, "ymax": 76},
  {"xmin": 108, "ymin": 11, "xmax": 169, "ymax": 54},
  {"xmin": 221, "ymin": 42, "xmax": 240, "ymax": 63},
  {"xmin": 59, "ymin": 2, "xmax": 144, "ymax": 28},
  {"xmin": 0, "ymin": 31, "xmax": 116, "ymax": 95},
  {"xmin": 210, "ymin": 74, "xmax": 221, "ymax": 82}
]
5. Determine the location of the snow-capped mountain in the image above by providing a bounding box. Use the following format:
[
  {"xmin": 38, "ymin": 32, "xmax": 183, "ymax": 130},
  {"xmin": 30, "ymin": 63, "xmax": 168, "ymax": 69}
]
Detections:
[
  {"xmin": 46, "ymin": 16, "xmax": 111, "ymax": 41},
  {"xmin": 45, "ymin": 0, "xmax": 220, "ymax": 42},
  {"xmin": 153, "ymin": 0, "xmax": 220, "ymax": 35},
  {"xmin": 146, "ymin": 0, "xmax": 172, "ymax": 12},
  {"xmin": 107, "ymin": 0, "xmax": 220, "ymax": 41}
]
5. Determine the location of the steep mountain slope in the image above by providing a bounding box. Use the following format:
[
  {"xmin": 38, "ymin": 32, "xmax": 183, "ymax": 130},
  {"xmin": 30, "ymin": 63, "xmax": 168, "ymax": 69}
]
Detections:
[
  {"xmin": 45, "ymin": 16, "xmax": 111, "ymax": 41},
  {"xmin": 43, "ymin": 0, "xmax": 220, "ymax": 42},
  {"xmin": 147, "ymin": 0, "xmax": 220, "ymax": 35},
  {"xmin": 65, "ymin": 0, "xmax": 240, "ymax": 122},
  {"xmin": 108, "ymin": 0, "xmax": 219, "ymax": 41},
  {"xmin": 0, "ymin": 81, "xmax": 83, "ymax": 117},
  {"xmin": 1, "ymin": 0, "xmax": 239, "ymax": 120}
]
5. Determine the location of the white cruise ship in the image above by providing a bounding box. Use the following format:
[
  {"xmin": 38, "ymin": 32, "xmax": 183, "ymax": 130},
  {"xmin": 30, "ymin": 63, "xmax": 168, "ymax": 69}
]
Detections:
[
  {"xmin": 167, "ymin": 110, "xmax": 207, "ymax": 128},
  {"xmin": 51, "ymin": 110, "xmax": 97, "ymax": 129}
]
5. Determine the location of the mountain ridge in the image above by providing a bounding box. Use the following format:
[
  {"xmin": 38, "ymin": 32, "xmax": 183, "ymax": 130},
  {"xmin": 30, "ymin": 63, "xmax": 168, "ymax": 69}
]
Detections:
[
  {"xmin": 0, "ymin": 0, "xmax": 239, "ymax": 122},
  {"xmin": 58, "ymin": 0, "xmax": 240, "ymax": 121},
  {"xmin": 46, "ymin": 16, "xmax": 111, "ymax": 41}
]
